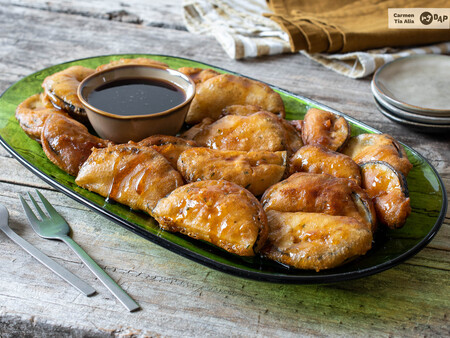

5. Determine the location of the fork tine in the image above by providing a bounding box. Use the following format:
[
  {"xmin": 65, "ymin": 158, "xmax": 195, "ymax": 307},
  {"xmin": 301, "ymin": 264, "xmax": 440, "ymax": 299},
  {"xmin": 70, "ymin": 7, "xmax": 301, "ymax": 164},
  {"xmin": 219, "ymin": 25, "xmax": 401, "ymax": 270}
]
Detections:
[
  {"xmin": 27, "ymin": 192, "xmax": 48, "ymax": 220},
  {"xmin": 19, "ymin": 195, "xmax": 40, "ymax": 223},
  {"xmin": 35, "ymin": 190, "xmax": 60, "ymax": 218}
]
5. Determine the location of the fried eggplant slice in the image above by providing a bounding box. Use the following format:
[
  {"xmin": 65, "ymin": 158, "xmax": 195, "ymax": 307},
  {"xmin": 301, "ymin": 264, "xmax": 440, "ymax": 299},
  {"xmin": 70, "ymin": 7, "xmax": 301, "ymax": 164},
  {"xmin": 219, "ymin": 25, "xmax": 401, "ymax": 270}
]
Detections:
[
  {"xmin": 135, "ymin": 135, "xmax": 198, "ymax": 168},
  {"xmin": 220, "ymin": 105, "xmax": 302, "ymax": 153},
  {"xmin": 185, "ymin": 74, "xmax": 285, "ymax": 124},
  {"xmin": 152, "ymin": 180, "xmax": 269, "ymax": 256},
  {"xmin": 262, "ymin": 210, "xmax": 372, "ymax": 271},
  {"xmin": 341, "ymin": 133, "xmax": 413, "ymax": 176},
  {"xmin": 75, "ymin": 144, "xmax": 183, "ymax": 214},
  {"xmin": 96, "ymin": 58, "xmax": 168, "ymax": 72},
  {"xmin": 15, "ymin": 93, "xmax": 68, "ymax": 142},
  {"xmin": 301, "ymin": 108, "xmax": 350, "ymax": 151},
  {"xmin": 261, "ymin": 173, "xmax": 376, "ymax": 232},
  {"xmin": 42, "ymin": 66, "xmax": 95, "ymax": 122},
  {"xmin": 41, "ymin": 114, "xmax": 109, "ymax": 176},
  {"xmin": 177, "ymin": 67, "xmax": 220, "ymax": 84},
  {"xmin": 290, "ymin": 145, "xmax": 361, "ymax": 185},
  {"xmin": 187, "ymin": 111, "xmax": 288, "ymax": 152},
  {"xmin": 360, "ymin": 161, "xmax": 411, "ymax": 229},
  {"xmin": 177, "ymin": 148, "xmax": 287, "ymax": 196}
]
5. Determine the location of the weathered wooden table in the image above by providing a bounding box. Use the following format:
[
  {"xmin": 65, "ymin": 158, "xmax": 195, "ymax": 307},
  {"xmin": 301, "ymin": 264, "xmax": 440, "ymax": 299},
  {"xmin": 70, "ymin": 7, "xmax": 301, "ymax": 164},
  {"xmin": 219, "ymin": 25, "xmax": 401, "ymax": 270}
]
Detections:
[{"xmin": 0, "ymin": 1, "xmax": 449, "ymax": 336}]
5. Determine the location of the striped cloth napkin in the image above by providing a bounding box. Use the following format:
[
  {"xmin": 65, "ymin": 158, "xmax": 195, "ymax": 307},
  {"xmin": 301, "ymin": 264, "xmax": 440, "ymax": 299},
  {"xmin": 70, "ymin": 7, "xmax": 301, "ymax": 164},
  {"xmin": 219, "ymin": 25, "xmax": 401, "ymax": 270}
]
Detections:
[{"xmin": 182, "ymin": 0, "xmax": 450, "ymax": 78}]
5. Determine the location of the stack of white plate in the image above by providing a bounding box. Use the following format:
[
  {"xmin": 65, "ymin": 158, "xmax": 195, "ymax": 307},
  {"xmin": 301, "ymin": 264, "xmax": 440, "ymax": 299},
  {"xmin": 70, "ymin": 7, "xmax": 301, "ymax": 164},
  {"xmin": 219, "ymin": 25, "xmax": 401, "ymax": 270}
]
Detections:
[{"xmin": 371, "ymin": 54, "xmax": 450, "ymax": 133}]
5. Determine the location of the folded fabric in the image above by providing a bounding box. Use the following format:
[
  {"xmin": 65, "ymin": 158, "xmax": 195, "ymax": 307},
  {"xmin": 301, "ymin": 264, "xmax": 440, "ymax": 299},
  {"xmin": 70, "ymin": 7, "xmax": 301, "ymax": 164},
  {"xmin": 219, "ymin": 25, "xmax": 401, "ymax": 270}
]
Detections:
[
  {"xmin": 183, "ymin": 0, "xmax": 291, "ymax": 59},
  {"xmin": 182, "ymin": 0, "xmax": 450, "ymax": 78},
  {"xmin": 265, "ymin": 0, "xmax": 450, "ymax": 54}
]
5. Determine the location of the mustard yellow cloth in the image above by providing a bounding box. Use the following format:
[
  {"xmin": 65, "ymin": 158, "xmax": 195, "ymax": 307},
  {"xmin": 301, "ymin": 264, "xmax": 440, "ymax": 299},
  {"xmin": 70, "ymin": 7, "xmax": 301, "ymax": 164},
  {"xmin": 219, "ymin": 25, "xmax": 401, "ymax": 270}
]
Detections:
[{"xmin": 265, "ymin": 0, "xmax": 450, "ymax": 53}]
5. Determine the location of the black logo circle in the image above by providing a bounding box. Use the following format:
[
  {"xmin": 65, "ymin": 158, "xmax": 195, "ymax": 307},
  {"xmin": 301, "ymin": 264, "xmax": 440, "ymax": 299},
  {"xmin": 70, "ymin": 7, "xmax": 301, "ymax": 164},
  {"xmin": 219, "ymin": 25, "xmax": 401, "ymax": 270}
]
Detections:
[{"xmin": 420, "ymin": 12, "xmax": 433, "ymax": 25}]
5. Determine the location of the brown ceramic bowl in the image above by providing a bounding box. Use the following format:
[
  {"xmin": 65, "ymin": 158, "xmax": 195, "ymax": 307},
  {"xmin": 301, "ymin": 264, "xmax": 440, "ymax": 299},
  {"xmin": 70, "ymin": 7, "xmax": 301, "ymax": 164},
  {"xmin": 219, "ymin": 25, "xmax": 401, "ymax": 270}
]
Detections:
[{"xmin": 78, "ymin": 64, "xmax": 195, "ymax": 143}]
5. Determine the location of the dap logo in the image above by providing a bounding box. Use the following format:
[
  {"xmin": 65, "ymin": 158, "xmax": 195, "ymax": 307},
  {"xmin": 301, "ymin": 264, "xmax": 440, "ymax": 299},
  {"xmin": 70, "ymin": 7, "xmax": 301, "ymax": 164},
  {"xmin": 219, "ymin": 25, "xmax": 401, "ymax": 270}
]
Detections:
[{"xmin": 420, "ymin": 11, "xmax": 449, "ymax": 25}]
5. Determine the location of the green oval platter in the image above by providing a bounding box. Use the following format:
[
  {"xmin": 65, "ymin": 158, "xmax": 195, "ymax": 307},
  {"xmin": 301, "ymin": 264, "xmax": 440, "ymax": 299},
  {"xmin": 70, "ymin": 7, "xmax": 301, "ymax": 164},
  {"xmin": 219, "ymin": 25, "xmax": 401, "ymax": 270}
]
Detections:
[{"xmin": 0, "ymin": 54, "xmax": 447, "ymax": 283}]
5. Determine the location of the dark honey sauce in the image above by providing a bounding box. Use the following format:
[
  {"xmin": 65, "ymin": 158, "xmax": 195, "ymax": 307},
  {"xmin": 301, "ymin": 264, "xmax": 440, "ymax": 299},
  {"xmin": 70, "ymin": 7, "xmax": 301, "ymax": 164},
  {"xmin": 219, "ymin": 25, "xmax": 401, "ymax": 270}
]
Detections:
[{"xmin": 88, "ymin": 78, "xmax": 185, "ymax": 116}]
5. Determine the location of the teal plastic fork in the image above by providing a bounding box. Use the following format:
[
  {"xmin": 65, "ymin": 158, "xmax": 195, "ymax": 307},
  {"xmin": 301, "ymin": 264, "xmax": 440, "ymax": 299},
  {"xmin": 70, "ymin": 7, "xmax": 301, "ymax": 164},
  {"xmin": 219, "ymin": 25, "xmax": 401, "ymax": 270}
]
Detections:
[{"xmin": 20, "ymin": 190, "xmax": 140, "ymax": 312}]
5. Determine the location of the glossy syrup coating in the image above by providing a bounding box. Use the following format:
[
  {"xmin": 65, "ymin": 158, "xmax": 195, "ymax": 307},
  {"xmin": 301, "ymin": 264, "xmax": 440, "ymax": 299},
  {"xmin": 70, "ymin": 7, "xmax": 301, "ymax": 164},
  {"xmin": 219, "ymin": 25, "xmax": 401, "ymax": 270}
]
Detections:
[
  {"xmin": 360, "ymin": 161, "xmax": 411, "ymax": 229},
  {"xmin": 301, "ymin": 108, "xmax": 350, "ymax": 151},
  {"xmin": 290, "ymin": 145, "xmax": 361, "ymax": 185},
  {"xmin": 42, "ymin": 65, "xmax": 95, "ymax": 121},
  {"xmin": 261, "ymin": 172, "xmax": 377, "ymax": 232},
  {"xmin": 262, "ymin": 210, "xmax": 373, "ymax": 271},
  {"xmin": 75, "ymin": 144, "xmax": 184, "ymax": 214},
  {"xmin": 152, "ymin": 180, "xmax": 269, "ymax": 256},
  {"xmin": 41, "ymin": 113, "xmax": 109, "ymax": 176},
  {"xmin": 185, "ymin": 74, "xmax": 285, "ymax": 124},
  {"xmin": 177, "ymin": 148, "xmax": 287, "ymax": 196}
]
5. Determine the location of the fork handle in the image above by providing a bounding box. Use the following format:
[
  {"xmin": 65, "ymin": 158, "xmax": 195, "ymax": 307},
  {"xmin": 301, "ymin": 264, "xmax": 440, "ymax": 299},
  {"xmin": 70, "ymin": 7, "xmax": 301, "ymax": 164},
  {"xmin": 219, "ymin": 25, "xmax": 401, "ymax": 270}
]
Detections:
[
  {"xmin": 61, "ymin": 235, "xmax": 140, "ymax": 312},
  {"xmin": 0, "ymin": 226, "xmax": 96, "ymax": 297}
]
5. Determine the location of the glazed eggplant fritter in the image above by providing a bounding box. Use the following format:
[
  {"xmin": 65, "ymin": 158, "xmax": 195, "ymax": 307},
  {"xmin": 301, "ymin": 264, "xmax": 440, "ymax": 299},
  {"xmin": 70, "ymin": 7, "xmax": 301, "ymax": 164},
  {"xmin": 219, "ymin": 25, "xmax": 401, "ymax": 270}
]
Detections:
[
  {"xmin": 220, "ymin": 105, "xmax": 303, "ymax": 153},
  {"xmin": 360, "ymin": 161, "xmax": 411, "ymax": 229},
  {"xmin": 342, "ymin": 133, "xmax": 413, "ymax": 176},
  {"xmin": 42, "ymin": 65, "xmax": 95, "ymax": 122},
  {"xmin": 262, "ymin": 210, "xmax": 373, "ymax": 271},
  {"xmin": 75, "ymin": 144, "xmax": 184, "ymax": 213},
  {"xmin": 177, "ymin": 148, "xmax": 287, "ymax": 196},
  {"xmin": 41, "ymin": 113, "xmax": 109, "ymax": 176},
  {"xmin": 261, "ymin": 172, "xmax": 377, "ymax": 232},
  {"xmin": 290, "ymin": 145, "xmax": 361, "ymax": 185},
  {"xmin": 185, "ymin": 74, "xmax": 285, "ymax": 124},
  {"xmin": 185, "ymin": 111, "xmax": 288, "ymax": 152},
  {"xmin": 15, "ymin": 93, "xmax": 67, "ymax": 142},
  {"xmin": 301, "ymin": 108, "xmax": 350, "ymax": 151},
  {"xmin": 152, "ymin": 180, "xmax": 268, "ymax": 256}
]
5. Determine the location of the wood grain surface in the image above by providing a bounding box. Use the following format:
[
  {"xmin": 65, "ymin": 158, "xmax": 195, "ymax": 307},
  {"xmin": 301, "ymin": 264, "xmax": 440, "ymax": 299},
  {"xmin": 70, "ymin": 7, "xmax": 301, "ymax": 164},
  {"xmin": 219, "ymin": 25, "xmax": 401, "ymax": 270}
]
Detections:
[{"xmin": 0, "ymin": 1, "xmax": 449, "ymax": 336}]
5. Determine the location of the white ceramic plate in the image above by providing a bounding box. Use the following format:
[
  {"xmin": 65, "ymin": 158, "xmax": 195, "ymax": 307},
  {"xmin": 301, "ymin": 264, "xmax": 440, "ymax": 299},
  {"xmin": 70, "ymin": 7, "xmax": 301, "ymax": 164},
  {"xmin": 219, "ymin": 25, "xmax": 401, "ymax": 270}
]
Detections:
[
  {"xmin": 373, "ymin": 55, "xmax": 450, "ymax": 116},
  {"xmin": 371, "ymin": 81, "xmax": 450, "ymax": 125}
]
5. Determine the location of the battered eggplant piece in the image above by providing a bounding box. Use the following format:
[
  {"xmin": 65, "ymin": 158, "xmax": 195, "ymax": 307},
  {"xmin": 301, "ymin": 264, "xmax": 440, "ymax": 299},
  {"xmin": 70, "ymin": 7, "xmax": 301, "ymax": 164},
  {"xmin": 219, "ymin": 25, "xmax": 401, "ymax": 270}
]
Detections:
[
  {"xmin": 301, "ymin": 108, "xmax": 350, "ymax": 151},
  {"xmin": 290, "ymin": 145, "xmax": 361, "ymax": 185},
  {"xmin": 261, "ymin": 173, "xmax": 377, "ymax": 232},
  {"xmin": 262, "ymin": 210, "xmax": 373, "ymax": 271},
  {"xmin": 177, "ymin": 67, "xmax": 220, "ymax": 84},
  {"xmin": 177, "ymin": 148, "xmax": 287, "ymax": 196},
  {"xmin": 185, "ymin": 111, "xmax": 288, "ymax": 152},
  {"xmin": 220, "ymin": 105, "xmax": 303, "ymax": 153},
  {"xmin": 135, "ymin": 135, "xmax": 198, "ymax": 169},
  {"xmin": 75, "ymin": 144, "xmax": 184, "ymax": 214},
  {"xmin": 185, "ymin": 74, "xmax": 285, "ymax": 124},
  {"xmin": 152, "ymin": 180, "xmax": 268, "ymax": 256},
  {"xmin": 360, "ymin": 161, "xmax": 411, "ymax": 229},
  {"xmin": 341, "ymin": 133, "xmax": 413, "ymax": 176},
  {"xmin": 15, "ymin": 93, "xmax": 67, "ymax": 142},
  {"xmin": 42, "ymin": 66, "xmax": 95, "ymax": 122},
  {"xmin": 96, "ymin": 58, "xmax": 168, "ymax": 72},
  {"xmin": 41, "ymin": 114, "xmax": 109, "ymax": 176}
]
